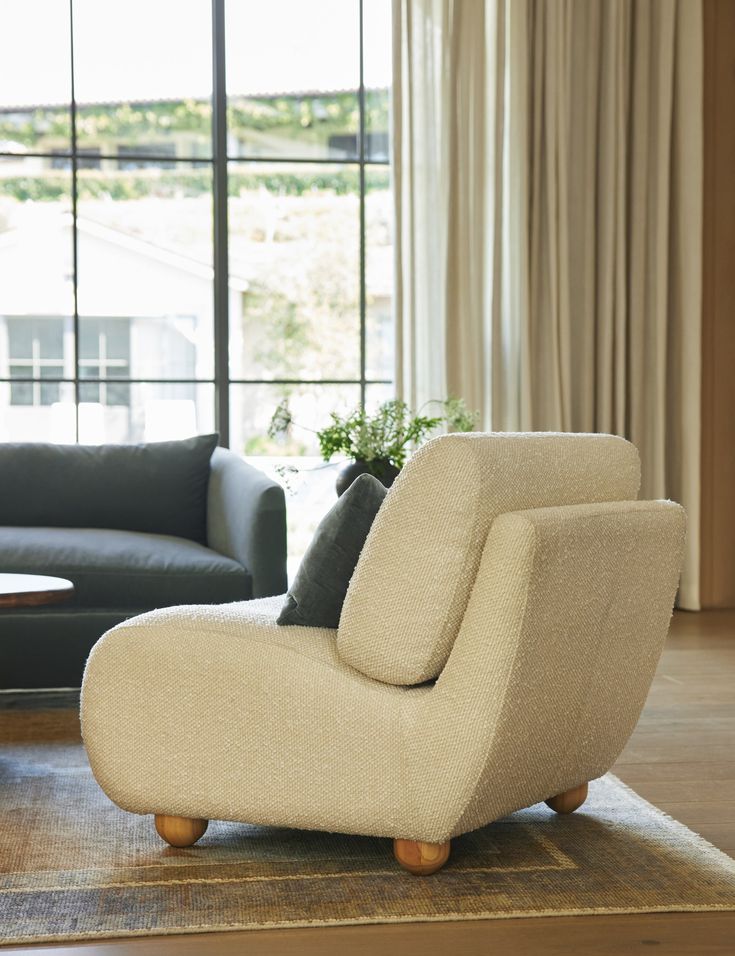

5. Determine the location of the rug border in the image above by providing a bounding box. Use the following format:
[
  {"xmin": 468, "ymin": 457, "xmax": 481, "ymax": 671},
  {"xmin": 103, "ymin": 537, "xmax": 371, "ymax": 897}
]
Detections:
[
  {"xmin": 4, "ymin": 903, "xmax": 735, "ymax": 948},
  {"xmin": 1, "ymin": 773, "xmax": 733, "ymax": 946},
  {"xmin": 604, "ymin": 772, "xmax": 735, "ymax": 874}
]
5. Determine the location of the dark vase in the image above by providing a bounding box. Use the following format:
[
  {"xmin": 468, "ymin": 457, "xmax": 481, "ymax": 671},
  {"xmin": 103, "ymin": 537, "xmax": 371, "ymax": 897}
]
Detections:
[{"xmin": 335, "ymin": 458, "xmax": 400, "ymax": 497}]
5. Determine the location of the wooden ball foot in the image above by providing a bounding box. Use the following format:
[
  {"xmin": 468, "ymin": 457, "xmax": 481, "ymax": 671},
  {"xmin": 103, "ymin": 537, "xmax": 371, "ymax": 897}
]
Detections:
[
  {"xmin": 545, "ymin": 782, "xmax": 588, "ymax": 814},
  {"xmin": 394, "ymin": 838, "xmax": 451, "ymax": 875},
  {"xmin": 154, "ymin": 814, "xmax": 208, "ymax": 847}
]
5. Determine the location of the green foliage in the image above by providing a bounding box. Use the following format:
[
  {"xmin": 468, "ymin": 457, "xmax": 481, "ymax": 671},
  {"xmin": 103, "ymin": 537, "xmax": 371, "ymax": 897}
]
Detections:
[
  {"xmin": 0, "ymin": 177, "xmax": 69, "ymax": 202},
  {"xmin": 0, "ymin": 91, "xmax": 389, "ymax": 151},
  {"xmin": 0, "ymin": 88, "xmax": 391, "ymax": 206},
  {"xmin": 268, "ymin": 397, "xmax": 478, "ymax": 469},
  {"xmin": 242, "ymin": 284, "xmax": 312, "ymax": 378},
  {"xmin": 0, "ymin": 100, "xmax": 211, "ymax": 149},
  {"xmin": 434, "ymin": 396, "xmax": 480, "ymax": 432},
  {"xmin": 228, "ymin": 91, "xmax": 367, "ymax": 139},
  {"xmin": 242, "ymin": 434, "xmax": 277, "ymax": 455},
  {"xmin": 268, "ymin": 400, "xmax": 294, "ymax": 437},
  {"xmin": 316, "ymin": 401, "xmax": 441, "ymax": 468},
  {"xmin": 242, "ymin": 432, "xmax": 308, "ymax": 457},
  {"xmin": 0, "ymin": 168, "xmax": 390, "ymax": 204}
]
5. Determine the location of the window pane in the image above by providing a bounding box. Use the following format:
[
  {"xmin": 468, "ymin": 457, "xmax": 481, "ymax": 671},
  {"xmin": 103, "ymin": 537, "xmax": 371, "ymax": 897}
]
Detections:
[
  {"xmin": 246, "ymin": 452, "xmax": 341, "ymax": 576},
  {"xmin": 227, "ymin": 92, "xmax": 361, "ymax": 162},
  {"xmin": 0, "ymin": 161, "xmax": 74, "ymax": 417},
  {"xmin": 229, "ymin": 383, "xmax": 361, "ymax": 457},
  {"xmin": 228, "ymin": 163, "xmax": 360, "ymax": 380},
  {"xmin": 9, "ymin": 380, "xmax": 34, "ymax": 406},
  {"xmin": 232, "ymin": 383, "xmax": 361, "ymax": 571},
  {"xmin": 363, "ymin": 0, "xmax": 392, "ymax": 161},
  {"xmin": 80, "ymin": 318, "xmax": 130, "ymax": 363},
  {"xmin": 72, "ymin": 0, "xmax": 212, "ymax": 157},
  {"xmin": 6, "ymin": 317, "xmax": 66, "ymax": 363},
  {"xmin": 5, "ymin": 317, "xmax": 68, "ymax": 412},
  {"xmin": 364, "ymin": 383, "xmax": 395, "ymax": 410},
  {"xmin": 0, "ymin": 160, "xmax": 74, "ymax": 320},
  {"xmin": 0, "ymin": 381, "xmax": 76, "ymax": 442},
  {"xmin": 79, "ymin": 317, "xmax": 131, "ymax": 406},
  {"xmin": 77, "ymin": 382, "xmax": 215, "ymax": 444},
  {"xmin": 226, "ymin": 0, "xmax": 359, "ymax": 160},
  {"xmin": 365, "ymin": 170, "xmax": 393, "ymax": 379},
  {"xmin": 364, "ymin": 91, "xmax": 390, "ymax": 162},
  {"xmin": 39, "ymin": 379, "xmax": 62, "ymax": 406},
  {"xmin": 0, "ymin": 1, "xmax": 72, "ymax": 153},
  {"xmin": 76, "ymin": 164, "xmax": 214, "ymax": 379}
]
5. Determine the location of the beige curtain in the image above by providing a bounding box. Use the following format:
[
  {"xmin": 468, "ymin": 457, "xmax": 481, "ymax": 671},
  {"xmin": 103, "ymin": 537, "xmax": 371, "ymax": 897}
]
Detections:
[
  {"xmin": 392, "ymin": 0, "xmax": 703, "ymax": 608},
  {"xmin": 393, "ymin": 0, "xmax": 503, "ymax": 415}
]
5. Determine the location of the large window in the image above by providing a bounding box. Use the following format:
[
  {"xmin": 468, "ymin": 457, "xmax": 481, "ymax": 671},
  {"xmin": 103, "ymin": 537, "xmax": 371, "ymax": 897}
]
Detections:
[{"xmin": 0, "ymin": 0, "xmax": 393, "ymax": 452}]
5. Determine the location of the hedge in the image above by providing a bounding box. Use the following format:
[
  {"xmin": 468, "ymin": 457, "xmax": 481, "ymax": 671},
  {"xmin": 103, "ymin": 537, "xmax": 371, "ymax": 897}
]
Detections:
[{"xmin": 0, "ymin": 168, "xmax": 390, "ymax": 203}]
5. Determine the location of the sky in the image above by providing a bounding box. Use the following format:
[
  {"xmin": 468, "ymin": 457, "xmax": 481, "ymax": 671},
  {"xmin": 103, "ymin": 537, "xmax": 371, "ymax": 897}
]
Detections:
[{"xmin": 0, "ymin": 0, "xmax": 392, "ymax": 108}]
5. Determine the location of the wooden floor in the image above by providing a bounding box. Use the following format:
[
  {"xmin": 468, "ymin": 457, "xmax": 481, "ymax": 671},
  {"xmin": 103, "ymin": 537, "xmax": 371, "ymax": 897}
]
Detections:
[{"xmin": 7, "ymin": 610, "xmax": 735, "ymax": 956}]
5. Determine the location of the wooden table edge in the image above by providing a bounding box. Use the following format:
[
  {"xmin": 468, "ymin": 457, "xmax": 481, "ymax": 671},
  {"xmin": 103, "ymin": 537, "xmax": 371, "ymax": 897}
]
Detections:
[{"xmin": 0, "ymin": 581, "xmax": 75, "ymax": 609}]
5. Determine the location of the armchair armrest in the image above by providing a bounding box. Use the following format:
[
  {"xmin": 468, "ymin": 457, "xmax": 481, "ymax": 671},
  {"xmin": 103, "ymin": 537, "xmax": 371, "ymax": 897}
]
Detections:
[{"xmin": 206, "ymin": 447, "xmax": 287, "ymax": 598}]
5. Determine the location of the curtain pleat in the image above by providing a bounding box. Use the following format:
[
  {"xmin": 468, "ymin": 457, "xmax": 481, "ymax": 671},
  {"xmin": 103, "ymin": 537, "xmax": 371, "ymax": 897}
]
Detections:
[{"xmin": 392, "ymin": 0, "xmax": 702, "ymax": 607}]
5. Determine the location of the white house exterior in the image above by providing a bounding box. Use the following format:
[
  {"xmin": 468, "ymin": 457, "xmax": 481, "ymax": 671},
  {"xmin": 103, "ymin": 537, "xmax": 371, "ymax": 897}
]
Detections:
[{"xmin": 0, "ymin": 209, "xmax": 247, "ymax": 443}]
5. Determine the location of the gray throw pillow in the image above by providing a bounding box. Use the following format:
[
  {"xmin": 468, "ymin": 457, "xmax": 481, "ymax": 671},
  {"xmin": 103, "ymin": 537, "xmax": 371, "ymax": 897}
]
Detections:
[
  {"xmin": 278, "ymin": 473, "xmax": 388, "ymax": 628},
  {"xmin": 0, "ymin": 434, "xmax": 218, "ymax": 544}
]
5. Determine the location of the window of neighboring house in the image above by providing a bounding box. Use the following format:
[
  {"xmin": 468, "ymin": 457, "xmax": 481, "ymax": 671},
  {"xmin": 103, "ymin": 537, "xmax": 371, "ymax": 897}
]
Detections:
[
  {"xmin": 6, "ymin": 316, "xmax": 132, "ymax": 408},
  {"xmin": 117, "ymin": 142, "xmax": 177, "ymax": 170},
  {"xmin": 327, "ymin": 132, "xmax": 390, "ymax": 163},
  {"xmin": 79, "ymin": 318, "xmax": 131, "ymax": 406},
  {"xmin": 7, "ymin": 317, "xmax": 66, "ymax": 406},
  {"xmin": 50, "ymin": 147, "xmax": 102, "ymax": 170}
]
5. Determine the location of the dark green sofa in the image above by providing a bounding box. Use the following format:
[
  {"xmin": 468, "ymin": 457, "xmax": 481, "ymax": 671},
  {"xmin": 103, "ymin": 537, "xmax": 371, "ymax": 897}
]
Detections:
[{"xmin": 0, "ymin": 436, "xmax": 287, "ymax": 689}]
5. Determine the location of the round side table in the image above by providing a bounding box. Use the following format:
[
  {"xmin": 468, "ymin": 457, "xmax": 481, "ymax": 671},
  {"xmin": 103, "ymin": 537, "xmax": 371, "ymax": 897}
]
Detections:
[{"xmin": 0, "ymin": 574, "xmax": 75, "ymax": 609}]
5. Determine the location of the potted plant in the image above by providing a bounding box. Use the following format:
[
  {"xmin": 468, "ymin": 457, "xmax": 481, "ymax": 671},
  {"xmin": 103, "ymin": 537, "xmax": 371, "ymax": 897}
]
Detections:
[{"xmin": 268, "ymin": 398, "xmax": 478, "ymax": 496}]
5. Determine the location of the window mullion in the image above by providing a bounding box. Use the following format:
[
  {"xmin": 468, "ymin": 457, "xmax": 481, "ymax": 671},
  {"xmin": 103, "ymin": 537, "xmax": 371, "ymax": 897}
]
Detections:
[
  {"xmin": 69, "ymin": 0, "xmax": 80, "ymax": 442},
  {"xmin": 212, "ymin": 0, "xmax": 230, "ymax": 447},
  {"xmin": 358, "ymin": 0, "xmax": 367, "ymax": 410}
]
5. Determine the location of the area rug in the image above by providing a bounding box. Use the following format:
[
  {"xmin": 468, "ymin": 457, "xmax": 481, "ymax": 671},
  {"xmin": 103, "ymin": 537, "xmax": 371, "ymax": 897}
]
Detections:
[{"xmin": 1, "ymin": 709, "xmax": 734, "ymax": 945}]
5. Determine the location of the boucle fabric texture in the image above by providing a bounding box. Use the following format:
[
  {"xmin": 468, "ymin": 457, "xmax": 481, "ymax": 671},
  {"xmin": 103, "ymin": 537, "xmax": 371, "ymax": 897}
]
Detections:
[
  {"xmin": 82, "ymin": 497, "xmax": 684, "ymax": 844},
  {"xmin": 4, "ymin": 708, "xmax": 735, "ymax": 945},
  {"xmin": 278, "ymin": 473, "xmax": 387, "ymax": 628},
  {"xmin": 337, "ymin": 432, "xmax": 641, "ymax": 685}
]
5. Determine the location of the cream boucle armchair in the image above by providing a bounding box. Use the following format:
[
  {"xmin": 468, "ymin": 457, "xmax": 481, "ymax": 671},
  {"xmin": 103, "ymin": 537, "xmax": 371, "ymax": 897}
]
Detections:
[{"xmin": 81, "ymin": 433, "xmax": 686, "ymax": 875}]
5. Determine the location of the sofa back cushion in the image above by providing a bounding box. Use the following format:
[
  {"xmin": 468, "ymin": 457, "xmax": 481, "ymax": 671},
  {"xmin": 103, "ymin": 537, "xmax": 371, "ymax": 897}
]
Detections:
[
  {"xmin": 337, "ymin": 432, "xmax": 641, "ymax": 685},
  {"xmin": 0, "ymin": 434, "xmax": 218, "ymax": 543}
]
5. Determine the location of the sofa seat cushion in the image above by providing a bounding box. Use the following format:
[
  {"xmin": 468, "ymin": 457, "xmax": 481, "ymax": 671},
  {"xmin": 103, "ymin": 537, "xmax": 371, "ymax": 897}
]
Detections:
[{"xmin": 0, "ymin": 527, "xmax": 251, "ymax": 608}]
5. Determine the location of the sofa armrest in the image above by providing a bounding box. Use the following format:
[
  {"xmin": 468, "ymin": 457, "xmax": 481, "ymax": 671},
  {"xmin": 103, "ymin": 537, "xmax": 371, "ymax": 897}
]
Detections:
[{"xmin": 206, "ymin": 447, "xmax": 287, "ymax": 598}]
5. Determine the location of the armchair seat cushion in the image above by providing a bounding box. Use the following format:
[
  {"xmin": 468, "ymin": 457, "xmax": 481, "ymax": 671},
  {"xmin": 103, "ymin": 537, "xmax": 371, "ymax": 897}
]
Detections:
[
  {"xmin": 81, "ymin": 596, "xmax": 426, "ymax": 838},
  {"xmin": 0, "ymin": 527, "xmax": 251, "ymax": 608}
]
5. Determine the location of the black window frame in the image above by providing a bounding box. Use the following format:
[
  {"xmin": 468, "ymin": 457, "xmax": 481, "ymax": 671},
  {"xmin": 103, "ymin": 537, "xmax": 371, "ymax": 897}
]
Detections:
[{"xmin": 0, "ymin": 0, "xmax": 392, "ymax": 447}]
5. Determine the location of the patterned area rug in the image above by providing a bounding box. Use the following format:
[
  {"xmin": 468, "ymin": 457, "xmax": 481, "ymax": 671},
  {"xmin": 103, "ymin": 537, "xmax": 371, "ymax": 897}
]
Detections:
[{"xmin": 1, "ymin": 709, "xmax": 734, "ymax": 945}]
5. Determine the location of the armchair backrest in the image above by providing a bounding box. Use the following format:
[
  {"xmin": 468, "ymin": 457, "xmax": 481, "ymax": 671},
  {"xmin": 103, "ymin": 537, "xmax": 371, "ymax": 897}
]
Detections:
[
  {"xmin": 416, "ymin": 498, "xmax": 686, "ymax": 837},
  {"xmin": 337, "ymin": 433, "xmax": 641, "ymax": 685}
]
